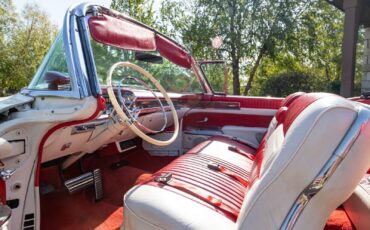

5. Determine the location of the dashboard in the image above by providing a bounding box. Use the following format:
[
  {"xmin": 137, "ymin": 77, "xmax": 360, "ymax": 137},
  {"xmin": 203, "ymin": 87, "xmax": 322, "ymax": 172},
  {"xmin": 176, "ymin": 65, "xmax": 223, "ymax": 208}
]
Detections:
[{"xmin": 41, "ymin": 87, "xmax": 190, "ymax": 163}]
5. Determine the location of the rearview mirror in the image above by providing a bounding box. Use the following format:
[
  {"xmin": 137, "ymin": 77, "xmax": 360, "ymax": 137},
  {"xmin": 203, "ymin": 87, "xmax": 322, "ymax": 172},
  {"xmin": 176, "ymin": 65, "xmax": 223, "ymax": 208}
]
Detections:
[
  {"xmin": 199, "ymin": 60, "xmax": 229, "ymax": 95},
  {"xmin": 44, "ymin": 71, "xmax": 70, "ymax": 90},
  {"xmin": 135, "ymin": 52, "xmax": 163, "ymax": 64}
]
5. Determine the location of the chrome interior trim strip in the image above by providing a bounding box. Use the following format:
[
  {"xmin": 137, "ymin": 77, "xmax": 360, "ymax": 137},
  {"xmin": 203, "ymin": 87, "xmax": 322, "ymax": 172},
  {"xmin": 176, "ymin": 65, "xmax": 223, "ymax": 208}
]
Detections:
[{"xmin": 280, "ymin": 106, "xmax": 370, "ymax": 230}]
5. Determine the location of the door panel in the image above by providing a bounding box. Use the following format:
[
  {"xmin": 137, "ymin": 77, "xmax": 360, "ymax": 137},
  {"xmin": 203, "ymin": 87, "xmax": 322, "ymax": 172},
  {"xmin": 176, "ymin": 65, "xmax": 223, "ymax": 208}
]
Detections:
[{"xmin": 180, "ymin": 94, "xmax": 282, "ymax": 150}]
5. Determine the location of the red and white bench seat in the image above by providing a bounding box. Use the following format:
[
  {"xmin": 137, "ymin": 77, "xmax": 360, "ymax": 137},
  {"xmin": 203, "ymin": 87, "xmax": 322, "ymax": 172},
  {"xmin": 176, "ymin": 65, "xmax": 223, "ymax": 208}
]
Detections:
[{"xmin": 124, "ymin": 93, "xmax": 370, "ymax": 230}]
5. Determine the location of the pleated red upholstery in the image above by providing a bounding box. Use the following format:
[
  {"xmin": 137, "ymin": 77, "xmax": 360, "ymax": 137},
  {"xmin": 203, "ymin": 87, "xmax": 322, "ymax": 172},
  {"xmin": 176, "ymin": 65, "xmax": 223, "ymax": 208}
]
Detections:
[
  {"xmin": 146, "ymin": 136, "xmax": 255, "ymax": 220},
  {"xmin": 144, "ymin": 92, "xmax": 330, "ymax": 221}
]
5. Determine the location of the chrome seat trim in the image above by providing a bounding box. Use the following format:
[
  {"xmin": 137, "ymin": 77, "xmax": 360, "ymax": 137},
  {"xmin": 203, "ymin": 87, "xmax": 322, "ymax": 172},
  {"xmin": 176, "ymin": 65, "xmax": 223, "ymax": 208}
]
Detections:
[{"xmin": 281, "ymin": 106, "xmax": 370, "ymax": 230}]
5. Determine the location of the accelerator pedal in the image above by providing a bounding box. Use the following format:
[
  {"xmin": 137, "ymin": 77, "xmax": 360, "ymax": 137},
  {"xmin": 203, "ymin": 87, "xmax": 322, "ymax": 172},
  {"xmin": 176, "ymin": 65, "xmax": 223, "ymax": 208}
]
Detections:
[{"xmin": 64, "ymin": 169, "xmax": 104, "ymax": 201}]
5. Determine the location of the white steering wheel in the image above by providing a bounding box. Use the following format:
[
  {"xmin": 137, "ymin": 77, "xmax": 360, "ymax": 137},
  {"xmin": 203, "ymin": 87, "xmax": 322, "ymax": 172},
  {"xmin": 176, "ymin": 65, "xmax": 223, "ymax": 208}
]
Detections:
[{"xmin": 106, "ymin": 62, "xmax": 179, "ymax": 146}]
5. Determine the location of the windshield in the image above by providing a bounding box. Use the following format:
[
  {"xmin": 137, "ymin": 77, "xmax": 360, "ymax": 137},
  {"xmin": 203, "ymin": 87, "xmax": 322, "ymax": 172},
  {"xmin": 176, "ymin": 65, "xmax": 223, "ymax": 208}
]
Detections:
[
  {"xmin": 89, "ymin": 34, "xmax": 203, "ymax": 94},
  {"xmin": 28, "ymin": 32, "xmax": 71, "ymax": 91}
]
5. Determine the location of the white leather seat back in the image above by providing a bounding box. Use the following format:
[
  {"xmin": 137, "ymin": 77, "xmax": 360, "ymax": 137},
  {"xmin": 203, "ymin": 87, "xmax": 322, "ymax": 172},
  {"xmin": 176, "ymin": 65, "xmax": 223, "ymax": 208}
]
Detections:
[{"xmin": 237, "ymin": 96, "xmax": 370, "ymax": 230}]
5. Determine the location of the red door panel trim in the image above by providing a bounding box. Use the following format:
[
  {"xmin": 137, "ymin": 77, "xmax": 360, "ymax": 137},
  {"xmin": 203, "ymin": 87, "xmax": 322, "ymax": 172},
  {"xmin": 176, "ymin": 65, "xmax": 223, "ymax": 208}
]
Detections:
[
  {"xmin": 183, "ymin": 113, "xmax": 274, "ymax": 130},
  {"xmin": 211, "ymin": 95, "xmax": 283, "ymax": 109}
]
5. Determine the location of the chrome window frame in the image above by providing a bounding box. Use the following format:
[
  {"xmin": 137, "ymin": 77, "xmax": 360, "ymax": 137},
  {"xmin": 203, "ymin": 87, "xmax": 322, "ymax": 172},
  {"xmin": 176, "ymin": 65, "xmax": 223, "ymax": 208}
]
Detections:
[{"xmin": 22, "ymin": 3, "xmax": 99, "ymax": 99}]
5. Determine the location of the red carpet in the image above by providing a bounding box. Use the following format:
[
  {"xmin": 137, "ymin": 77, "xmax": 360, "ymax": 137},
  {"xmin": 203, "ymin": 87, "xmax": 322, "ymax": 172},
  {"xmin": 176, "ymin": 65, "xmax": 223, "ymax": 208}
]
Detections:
[
  {"xmin": 40, "ymin": 144, "xmax": 355, "ymax": 229},
  {"xmin": 324, "ymin": 206, "xmax": 355, "ymax": 230},
  {"xmin": 40, "ymin": 145, "xmax": 175, "ymax": 230}
]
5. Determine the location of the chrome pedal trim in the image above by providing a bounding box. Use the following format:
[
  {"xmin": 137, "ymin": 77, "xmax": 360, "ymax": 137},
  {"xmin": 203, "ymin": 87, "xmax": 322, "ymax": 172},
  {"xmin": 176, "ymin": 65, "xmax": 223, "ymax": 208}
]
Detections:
[
  {"xmin": 281, "ymin": 107, "xmax": 370, "ymax": 230},
  {"xmin": 93, "ymin": 169, "xmax": 104, "ymax": 201},
  {"xmin": 64, "ymin": 172, "xmax": 94, "ymax": 193},
  {"xmin": 64, "ymin": 168, "xmax": 104, "ymax": 201}
]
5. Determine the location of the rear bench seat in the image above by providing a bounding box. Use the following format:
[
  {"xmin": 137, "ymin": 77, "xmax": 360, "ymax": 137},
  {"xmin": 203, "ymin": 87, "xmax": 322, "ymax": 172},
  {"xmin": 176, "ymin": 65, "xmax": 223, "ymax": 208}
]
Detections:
[{"xmin": 123, "ymin": 93, "xmax": 370, "ymax": 230}]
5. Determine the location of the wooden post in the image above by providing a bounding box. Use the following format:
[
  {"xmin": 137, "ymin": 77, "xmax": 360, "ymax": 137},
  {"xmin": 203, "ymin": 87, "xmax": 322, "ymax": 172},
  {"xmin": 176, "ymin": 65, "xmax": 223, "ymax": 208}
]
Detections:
[
  {"xmin": 340, "ymin": 0, "xmax": 362, "ymax": 97},
  {"xmin": 362, "ymin": 28, "xmax": 370, "ymax": 93}
]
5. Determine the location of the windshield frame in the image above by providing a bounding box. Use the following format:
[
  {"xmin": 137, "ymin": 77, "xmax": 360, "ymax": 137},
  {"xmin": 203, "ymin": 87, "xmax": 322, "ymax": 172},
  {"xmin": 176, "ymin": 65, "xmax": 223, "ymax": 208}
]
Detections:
[
  {"xmin": 22, "ymin": 3, "xmax": 214, "ymax": 98},
  {"xmin": 84, "ymin": 7, "xmax": 212, "ymax": 95},
  {"xmin": 22, "ymin": 3, "xmax": 97, "ymax": 99}
]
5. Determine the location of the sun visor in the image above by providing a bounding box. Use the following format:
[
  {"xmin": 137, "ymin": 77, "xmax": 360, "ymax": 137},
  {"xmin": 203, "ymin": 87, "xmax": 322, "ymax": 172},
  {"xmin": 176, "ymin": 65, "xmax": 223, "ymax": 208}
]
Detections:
[
  {"xmin": 155, "ymin": 34, "xmax": 192, "ymax": 69},
  {"xmin": 88, "ymin": 15, "xmax": 192, "ymax": 69},
  {"xmin": 88, "ymin": 15, "xmax": 156, "ymax": 52}
]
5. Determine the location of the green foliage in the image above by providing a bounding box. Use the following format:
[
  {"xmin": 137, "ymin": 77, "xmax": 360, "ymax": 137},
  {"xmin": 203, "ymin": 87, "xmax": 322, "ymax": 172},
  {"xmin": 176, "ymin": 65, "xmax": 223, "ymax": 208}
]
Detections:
[
  {"xmin": 200, "ymin": 62, "xmax": 228, "ymax": 93},
  {"xmin": 90, "ymin": 38, "xmax": 202, "ymax": 93},
  {"xmin": 160, "ymin": 0, "xmax": 314, "ymax": 95},
  {"xmin": 254, "ymin": 71, "xmax": 327, "ymax": 97},
  {"xmin": 111, "ymin": 0, "xmax": 155, "ymax": 26},
  {"xmin": 158, "ymin": 0, "xmax": 364, "ymax": 97},
  {"xmin": 0, "ymin": 1, "xmax": 57, "ymax": 96},
  {"xmin": 248, "ymin": 1, "xmax": 365, "ymax": 97},
  {"xmin": 0, "ymin": 0, "xmax": 362, "ymax": 97}
]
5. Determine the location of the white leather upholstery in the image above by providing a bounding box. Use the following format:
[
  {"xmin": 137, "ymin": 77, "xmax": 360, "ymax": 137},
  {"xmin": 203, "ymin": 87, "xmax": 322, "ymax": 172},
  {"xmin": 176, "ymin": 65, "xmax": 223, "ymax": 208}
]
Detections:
[
  {"xmin": 343, "ymin": 175, "xmax": 370, "ymax": 230},
  {"xmin": 123, "ymin": 94, "xmax": 370, "ymax": 230},
  {"xmin": 124, "ymin": 185, "xmax": 235, "ymax": 230},
  {"xmin": 238, "ymin": 97, "xmax": 361, "ymax": 230}
]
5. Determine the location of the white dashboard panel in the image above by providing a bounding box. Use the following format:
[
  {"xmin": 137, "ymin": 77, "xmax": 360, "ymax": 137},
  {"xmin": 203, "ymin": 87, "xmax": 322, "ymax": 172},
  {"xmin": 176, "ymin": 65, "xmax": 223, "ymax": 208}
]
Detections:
[{"xmin": 41, "ymin": 108, "xmax": 189, "ymax": 163}]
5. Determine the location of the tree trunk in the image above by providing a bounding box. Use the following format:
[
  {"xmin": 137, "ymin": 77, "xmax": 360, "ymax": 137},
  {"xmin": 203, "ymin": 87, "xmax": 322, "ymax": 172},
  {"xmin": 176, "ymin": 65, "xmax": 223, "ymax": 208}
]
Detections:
[
  {"xmin": 325, "ymin": 65, "xmax": 330, "ymax": 82},
  {"xmin": 228, "ymin": 1, "xmax": 240, "ymax": 95},
  {"xmin": 232, "ymin": 58, "xmax": 240, "ymax": 95},
  {"xmin": 243, "ymin": 47, "xmax": 265, "ymax": 95}
]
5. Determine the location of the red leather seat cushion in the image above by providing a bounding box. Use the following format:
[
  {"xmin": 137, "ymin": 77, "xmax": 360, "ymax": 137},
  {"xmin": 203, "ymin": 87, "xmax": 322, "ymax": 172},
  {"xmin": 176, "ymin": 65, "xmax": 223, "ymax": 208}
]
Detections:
[{"xmin": 146, "ymin": 136, "xmax": 256, "ymax": 220}]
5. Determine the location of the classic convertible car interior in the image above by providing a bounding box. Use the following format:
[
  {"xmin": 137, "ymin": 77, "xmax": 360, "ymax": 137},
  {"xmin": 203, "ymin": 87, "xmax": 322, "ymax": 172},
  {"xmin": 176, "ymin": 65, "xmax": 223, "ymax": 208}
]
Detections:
[{"xmin": 0, "ymin": 3, "xmax": 369, "ymax": 230}]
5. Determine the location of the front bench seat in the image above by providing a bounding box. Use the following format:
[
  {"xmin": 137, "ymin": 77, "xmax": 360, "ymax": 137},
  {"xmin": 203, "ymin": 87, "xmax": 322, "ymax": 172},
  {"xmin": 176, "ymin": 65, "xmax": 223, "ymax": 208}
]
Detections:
[{"xmin": 123, "ymin": 93, "xmax": 370, "ymax": 230}]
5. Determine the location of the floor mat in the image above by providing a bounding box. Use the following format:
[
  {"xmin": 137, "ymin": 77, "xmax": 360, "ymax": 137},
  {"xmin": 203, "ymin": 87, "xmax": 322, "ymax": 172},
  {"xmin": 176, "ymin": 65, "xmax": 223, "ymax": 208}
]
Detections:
[{"xmin": 40, "ymin": 146, "xmax": 176, "ymax": 230}]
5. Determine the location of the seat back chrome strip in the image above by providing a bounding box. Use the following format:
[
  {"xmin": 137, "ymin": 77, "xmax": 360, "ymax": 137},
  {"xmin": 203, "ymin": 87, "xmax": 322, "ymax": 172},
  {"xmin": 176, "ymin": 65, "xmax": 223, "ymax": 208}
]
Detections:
[{"xmin": 280, "ymin": 106, "xmax": 370, "ymax": 230}]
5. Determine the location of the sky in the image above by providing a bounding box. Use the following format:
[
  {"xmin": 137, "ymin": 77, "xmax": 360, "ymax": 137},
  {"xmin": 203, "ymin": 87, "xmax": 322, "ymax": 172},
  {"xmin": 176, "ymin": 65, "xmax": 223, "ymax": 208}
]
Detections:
[
  {"xmin": 12, "ymin": 1, "xmax": 162, "ymax": 28},
  {"xmin": 12, "ymin": 0, "xmax": 113, "ymax": 27}
]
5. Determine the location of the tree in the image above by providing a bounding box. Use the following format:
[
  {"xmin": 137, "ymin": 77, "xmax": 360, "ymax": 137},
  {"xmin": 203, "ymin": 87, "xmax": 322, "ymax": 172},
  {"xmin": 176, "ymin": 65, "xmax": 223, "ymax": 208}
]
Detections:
[
  {"xmin": 111, "ymin": 0, "xmax": 155, "ymax": 26},
  {"xmin": 0, "ymin": 0, "xmax": 16, "ymax": 42},
  {"xmin": 250, "ymin": 1, "xmax": 364, "ymax": 97},
  {"xmin": 0, "ymin": 2, "xmax": 57, "ymax": 96},
  {"xmin": 256, "ymin": 71, "xmax": 326, "ymax": 97},
  {"xmin": 160, "ymin": 0, "xmax": 312, "ymax": 95},
  {"xmin": 0, "ymin": 0, "xmax": 17, "ymax": 96}
]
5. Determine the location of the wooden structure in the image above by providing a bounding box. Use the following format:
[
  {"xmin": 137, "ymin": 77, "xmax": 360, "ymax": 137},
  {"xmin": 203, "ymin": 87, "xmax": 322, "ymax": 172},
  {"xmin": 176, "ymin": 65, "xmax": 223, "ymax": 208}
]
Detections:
[{"xmin": 328, "ymin": 0, "xmax": 370, "ymax": 97}]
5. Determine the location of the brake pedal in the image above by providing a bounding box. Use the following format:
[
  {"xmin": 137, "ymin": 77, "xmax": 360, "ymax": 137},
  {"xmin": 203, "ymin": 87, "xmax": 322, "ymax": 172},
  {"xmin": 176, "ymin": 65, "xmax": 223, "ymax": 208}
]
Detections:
[{"xmin": 64, "ymin": 168, "xmax": 104, "ymax": 201}]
